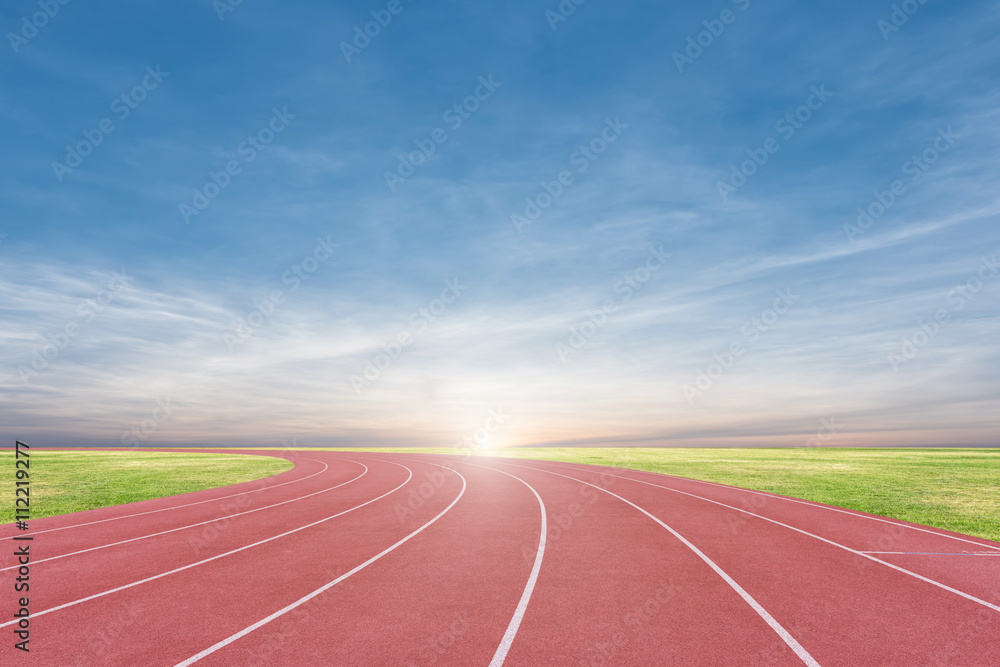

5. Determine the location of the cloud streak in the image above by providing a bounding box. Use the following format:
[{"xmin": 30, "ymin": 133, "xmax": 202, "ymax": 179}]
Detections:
[{"xmin": 1, "ymin": 0, "xmax": 998, "ymax": 448}]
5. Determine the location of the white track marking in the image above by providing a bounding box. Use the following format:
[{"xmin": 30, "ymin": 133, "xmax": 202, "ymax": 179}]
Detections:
[
  {"xmin": 861, "ymin": 551, "xmax": 1000, "ymax": 556},
  {"xmin": 173, "ymin": 462, "xmax": 468, "ymax": 666},
  {"xmin": 0, "ymin": 456, "xmax": 329, "ymax": 540},
  {"xmin": 500, "ymin": 461, "xmax": 820, "ymax": 667},
  {"xmin": 0, "ymin": 461, "xmax": 368, "ymax": 572},
  {"xmin": 451, "ymin": 461, "xmax": 546, "ymax": 667},
  {"xmin": 0, "ymin": 462, "xmax": 415, "ymax": 629},
  {"xmin": 540, "ymin": 462, "xmax": 1000, "ymax": 614},
  {"xmin": 550, "ymin": 460, "xmax": 1000, "ymax": 553}
]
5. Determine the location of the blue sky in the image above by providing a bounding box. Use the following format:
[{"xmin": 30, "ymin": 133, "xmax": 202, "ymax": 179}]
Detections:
[{"xmin": 2, "ymin": 0, "xmax": 998, "ymax": 448}]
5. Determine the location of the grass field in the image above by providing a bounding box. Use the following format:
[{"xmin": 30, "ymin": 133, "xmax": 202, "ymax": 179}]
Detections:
[
  {"xmin": 1, "ymin": 450, "xmax": 292, "ymax": 524},
  {"xmin": 311, "ymin": 446, "xmax": 1000, "ymax": 543},
  {"xmin": 3, "ymin": 447, "xmax": 998, "ymax": 543}
]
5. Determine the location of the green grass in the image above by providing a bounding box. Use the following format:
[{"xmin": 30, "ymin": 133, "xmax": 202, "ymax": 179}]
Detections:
[
  {"xmin": 1, "ymin": 450, "xmax": 293, "ymax": 524},
  {"xmin": 5, "ymin": 447, "xmax": 998, "ymax": 543},
  {"xmin": 308, "ymin": 446, "xmax": 1000, "ymax": 543}
]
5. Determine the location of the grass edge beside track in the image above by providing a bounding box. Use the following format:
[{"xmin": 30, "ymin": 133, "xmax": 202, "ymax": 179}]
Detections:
[
  {"xmin": 0, "ymin": 450, "xmax": 293, "ymax": 524},
  {"xmin": 3, "ymin": 447, "xmax": 997, "ymax": 543}
]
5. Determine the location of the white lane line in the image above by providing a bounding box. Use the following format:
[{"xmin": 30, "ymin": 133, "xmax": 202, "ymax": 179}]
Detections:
[
  {"xmin": 453, "ymin": 461, "xmax": 546, "ymax": 667},
  {"xmin": 0, "ymin": 456, "xmax": 329, "ymax": 540},
  {"xmin": 552, "ymin": 461, "xmax": 1000, "ymax": 553},
  {"xmin": 173, "ymin": 462, "xmax": 468, "ymax": 666},
  {"xmin": 544, "ymin": 462, "xmax": 1000, "ymax": 614},
  {"xmin": 499, "ymin": 461, "xmax": 820, "ymax": 667},
  {"xmin": 861, "ymin": 551, "xmax": 1000, "ymax": 556},
  {"xmin": 0, "ymin": 462, "xmax": 415, "ymax": 629},
  {"xmin": 0, "ymin": 461, "xmax": 368, "ymax": 572}
]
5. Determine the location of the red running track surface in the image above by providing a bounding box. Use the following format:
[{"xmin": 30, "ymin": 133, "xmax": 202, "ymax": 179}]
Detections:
[{"xmin": 2, "ymin": 449, "xmax": 998, "ymax": 666}]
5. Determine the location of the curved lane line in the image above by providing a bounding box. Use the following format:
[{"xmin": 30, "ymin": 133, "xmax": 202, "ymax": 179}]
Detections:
[
  {"xmin": 0, "ymin": 456, "xmax": 330, "ymax": 540},
  {"xmin": 0, "ymin": 461, "xmax": 415, "ymax": 629},
  {"xmin": 0, "ymin": 460, "xmax": 369, "ymax": 572},
  {"xmin": 502, "ymin": 460, "xmax": 821, "ymax": 667},
  {"xmin": 173, "ymin": 460, "xmax": 468, "ymax": 666},
  {"xmin": 449, "ymin": 460, "xmax": 547, "ymax": 667},
  {"xmin": 540, "ymin": 461, "xmax": 1000, "ymax": 614},
  {"xmin": 553, "ymin": 461, "xmax": 1000, "ymax": 552}
]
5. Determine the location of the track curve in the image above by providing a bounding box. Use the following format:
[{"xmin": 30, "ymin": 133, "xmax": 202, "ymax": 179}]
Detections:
[{"xmin": 2, "ymin": 450, "xmax": 997, "ymax": 666}]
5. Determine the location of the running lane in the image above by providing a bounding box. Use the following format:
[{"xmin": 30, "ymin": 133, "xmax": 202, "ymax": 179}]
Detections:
[
  {"xmin": 503, "ymin": 457, "xmax": 1000, "ymax": 666},
  {"xmin": 3, "ymin": 450, "xmax": 997, "ymax": 666}
]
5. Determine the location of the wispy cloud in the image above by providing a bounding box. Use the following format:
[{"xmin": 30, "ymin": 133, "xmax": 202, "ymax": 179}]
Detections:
[{"xmin": 1, "ymin": 0, "xmax": 998, "ymax": 448}]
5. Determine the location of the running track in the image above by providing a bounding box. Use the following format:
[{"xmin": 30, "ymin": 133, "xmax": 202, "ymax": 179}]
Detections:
[{"xmin": 3, "ymin": 450, "xmax": 999, "ymax": 666}]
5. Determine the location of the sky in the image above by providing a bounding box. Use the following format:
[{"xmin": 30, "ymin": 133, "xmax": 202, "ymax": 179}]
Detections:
[{"xmin": 1, "ymin": 0, "xmax": 998, "ymax": 449}]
